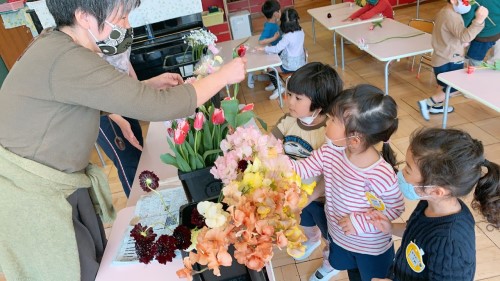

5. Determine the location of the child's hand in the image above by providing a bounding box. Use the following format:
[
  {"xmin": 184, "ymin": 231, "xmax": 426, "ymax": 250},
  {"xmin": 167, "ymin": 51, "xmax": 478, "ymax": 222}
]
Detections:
[
  {"xmin": 272, "ymin": 32, "xmax": 280, "ymax": 40},
  {"xmin": 255, "ymin": 46, "xmax": 265, "ymax": 52},
  {"xmin": 366, "ymin": 209, "xmax": 392, "ymax": 234},
  {"xmin": 342, "ymin": 17, "xmax": 352, "ymax": 22},
  {"xmin": 339, "ymin": 215, "xmax": 356, "ymax": 235},
  {"xmin": 474, "ymin": 6, "xmax": 489, "ymax": 24}
]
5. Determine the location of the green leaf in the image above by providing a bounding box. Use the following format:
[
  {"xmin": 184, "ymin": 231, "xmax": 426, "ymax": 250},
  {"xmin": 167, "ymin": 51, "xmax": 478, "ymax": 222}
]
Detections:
[
  {"xmin": 189, "ymin": 154, "xmax": 197, "ymax": 170},
  {"xmin": 160, "ymin": 153, "xmax": 179, "ymax": 169},
  {"xmin": 235, "ymin": 111, "xmax": 255, "ymax": 127},
  {"xmin": 188, "ymin": 130, "xmax": 195, "ymax": 148},
  {"xmin": 234, "ymin": 83, "xmax": 239, "ymax": 99},
  {"xmin": 256, "ymin": 116, "xmax": 268, "ymax": 131},
  {"xmin": 195, "ymin": 155, "xmax": 205, "ymax": 169},
  {"xmin": 174, "ymin": 145, "xmax": 191, "ymax": 172},
  {"xmin": 203, "ymin": 149, "xmax": 222, "ymax": 161},
  {"xmin": 221, "ymin": 99, "xmax": 239, "ymax": 128},
  {"xmin": 202, "ymin": 122, "xmax": 213, "ymax": 150}
]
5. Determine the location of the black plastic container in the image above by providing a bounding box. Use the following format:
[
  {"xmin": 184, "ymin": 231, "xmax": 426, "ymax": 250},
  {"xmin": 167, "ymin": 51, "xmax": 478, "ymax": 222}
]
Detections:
[
  {"xmin": 178, "ymin": 166, "xmax": 223, "ymax": 203},
  {"xmin": 178, "ymin": 200, "xmax": 268, "ymax": 281}
]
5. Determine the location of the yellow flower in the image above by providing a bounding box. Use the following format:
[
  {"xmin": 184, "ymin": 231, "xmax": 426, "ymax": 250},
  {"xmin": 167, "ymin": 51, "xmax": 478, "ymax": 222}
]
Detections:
[
  {"xmin": 286, "ymin": 242, "xmax": 306, "ymax": 258},
  {"xmin": 246, "ymin": 157, "xmax": 262, "ymax": 173},
  {"xmin": 242, "ymin": 172, "xmax": 263, "ymax": 191},
  {"xmin": 298, "ymin": 193, "xmax": 308, "ymax": 208},
  {"xmin": 285, "ymin": 226, "xmax": 304, "ymax": 242},
  {"xmin": 185, "ymin": 228, "xmax": 201, "ymax": 252},
  {"xmin": 301, "ymin": 181, "xmax": 316, "ymax": 196},
  {"xmin": 257, "ymin": 205, "xmax": 271, "ymax": 218},
  {"xmin": 214, "ymin": 55, "xmax": 223, "ymax": 64}
]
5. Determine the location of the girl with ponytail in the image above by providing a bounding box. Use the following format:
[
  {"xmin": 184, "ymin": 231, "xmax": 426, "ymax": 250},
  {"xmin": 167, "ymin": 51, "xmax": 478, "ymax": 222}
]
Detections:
[{"xmin": 370, "ymin": 127, "xmax": 500, "ymax": 281}]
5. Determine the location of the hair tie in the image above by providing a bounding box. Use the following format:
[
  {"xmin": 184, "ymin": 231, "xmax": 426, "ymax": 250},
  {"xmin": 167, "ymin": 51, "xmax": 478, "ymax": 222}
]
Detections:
[{"xmin": 383, "ymin": 140, "xmax": 390, "ymax": 144}]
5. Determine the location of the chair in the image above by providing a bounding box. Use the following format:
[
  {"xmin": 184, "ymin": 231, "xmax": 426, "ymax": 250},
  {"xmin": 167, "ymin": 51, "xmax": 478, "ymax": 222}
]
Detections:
[
  {"xmin": 278, "ymin": 47, "xmax": 309, "ymax": 97},
  {"xmin": 95, "ymin": 143, "xmax": 107, "ymax": 167},
  {"xmin": 408, "ymin": 19, "xmax": 434, "ymax": 78}
]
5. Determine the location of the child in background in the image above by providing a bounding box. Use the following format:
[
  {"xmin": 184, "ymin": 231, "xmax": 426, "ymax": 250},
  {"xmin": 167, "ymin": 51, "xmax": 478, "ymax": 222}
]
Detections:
[
  {"xmin": 370, "ymin": 128, "xmax": 500, "ymax": 281},
  {"xmin": 417, "ymin": 0, "xmax": 488, "ymax": 121},
  {"xmin": 247, "ymin": 0, "xmax": 282, "ymax": 89},
  {"xmin": 258, "ymin": 8, "xmax": 306, "ymax": 100},
  {"xmin": 344, "ymin": 0, "xmax": 394, "ymax": 21},
  {"xmin": 271, "ymin": 62, "xmax": 343, "ymax": 281},
  {"xmin": 290, "ymin": 84, "xmax": 405, "ymax": 281}
]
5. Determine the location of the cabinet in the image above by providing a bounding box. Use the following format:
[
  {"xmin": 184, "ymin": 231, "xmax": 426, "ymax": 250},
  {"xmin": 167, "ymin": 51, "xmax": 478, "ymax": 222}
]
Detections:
[
  {"xmin": 227, "ymin": 0, "xmax": 294, "ymax": 16},
  {"xmin": 202, "ymin": 0, "xmax": 232, "ymax": 42},
  {"xmin": 342, "ymin": 0, "xmax": 429, "ymax": 8},
  {"xmin": 0, "ymin": 16, "xmax": 33, "ymax": 70}
]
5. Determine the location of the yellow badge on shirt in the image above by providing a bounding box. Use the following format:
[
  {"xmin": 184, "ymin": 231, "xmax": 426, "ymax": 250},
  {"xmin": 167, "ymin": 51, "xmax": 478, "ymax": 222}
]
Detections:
[
  {"xmin": 406, "ymin": 241, "xmax": 425, "ymax": 273},
  {"xmin": 365, "ymin": 191, "xmax": 386, "ymax": 211}
]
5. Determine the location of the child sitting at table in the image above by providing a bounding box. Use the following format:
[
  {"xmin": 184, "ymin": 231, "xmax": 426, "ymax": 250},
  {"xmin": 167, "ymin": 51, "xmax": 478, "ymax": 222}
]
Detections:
[
  {"xmin": 417, "ymin": 0, "xmax": 488, "ymax": 121},
  {"xmin": 258, "ymin": 8, "xmax": 306, "ymax": 100},
  {"xmin": 344, "ymin": 0, "xmax": 394, "ymax": 21},
  {"xmin": 247, "ymin": 0, "xmax": 282, "ymax": 89}
]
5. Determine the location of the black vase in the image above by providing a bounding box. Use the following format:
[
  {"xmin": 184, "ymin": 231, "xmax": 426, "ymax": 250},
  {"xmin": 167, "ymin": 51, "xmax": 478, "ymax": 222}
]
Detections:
[
  {"xmin": 178, "ymin": 166, "xmax": 223, "ymax": 203},
  {"xmin": 178, "ymin": 201, "xmax": 269, "ymax": 281}
]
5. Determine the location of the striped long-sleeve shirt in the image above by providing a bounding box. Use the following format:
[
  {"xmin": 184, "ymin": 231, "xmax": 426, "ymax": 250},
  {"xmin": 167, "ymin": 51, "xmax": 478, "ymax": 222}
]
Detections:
[{"xmin": 291, "ymin": 144, "xmax": 405, "ymax": 255}]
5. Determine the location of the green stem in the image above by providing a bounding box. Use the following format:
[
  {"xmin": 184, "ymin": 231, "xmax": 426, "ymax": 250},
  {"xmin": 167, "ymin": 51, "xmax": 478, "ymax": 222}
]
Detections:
[
  {"xmin": 367, "ymin": 32, "xmax": 425, "ymax": 44},
  {"xmin": 473, "ymin": 1, "xmax": 496, "ymax": 26},
  {"xmin": 147, "ymin": 184, "xmax": 170, "ymax": 213},
  {"xmin": 194, "ymin": 130, "xmax": 199, "ymax": 154}
]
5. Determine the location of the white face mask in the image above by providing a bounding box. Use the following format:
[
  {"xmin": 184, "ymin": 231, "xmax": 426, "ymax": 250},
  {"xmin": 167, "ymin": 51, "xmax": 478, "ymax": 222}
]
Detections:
[
  {"xmin": 325, "ymin": 135, "xmax": 355, "ymax": 151},
  {"xmin": 299, "ymin": 110, "xmax": 320, "ymax": 125},
  {"xmin": 453, "ymin": 0, "xmax": 472, "ymax": 14}
]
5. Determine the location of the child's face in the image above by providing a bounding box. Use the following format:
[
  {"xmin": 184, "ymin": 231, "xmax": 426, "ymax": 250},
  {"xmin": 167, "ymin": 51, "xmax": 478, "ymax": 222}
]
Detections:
[
  {"xmin": 273, "ymin": 10, "xmax": 281, "ymax": 21},
  {"xmin": 325, "ymin": 114, "xmax": 348, "ymax": 147},
  {"xmin": 402, "ymin": 149, "xmax": 424, "ymax": 187},
  {"xmin": 286, "ymin": 91, "xmax": 316, "ymax": 119}
]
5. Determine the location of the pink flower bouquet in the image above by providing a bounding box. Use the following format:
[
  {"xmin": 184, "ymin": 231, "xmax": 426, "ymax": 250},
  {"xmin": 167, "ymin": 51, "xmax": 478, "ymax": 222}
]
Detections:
[{"xmin": 176, "ymin": 126, "xmax": 316, "ymax": 279}]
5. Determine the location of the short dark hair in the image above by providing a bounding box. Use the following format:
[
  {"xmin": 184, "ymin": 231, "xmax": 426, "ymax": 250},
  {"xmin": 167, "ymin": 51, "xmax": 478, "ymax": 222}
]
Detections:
[
  {"xmin": 287, "ymin": 62, "xmax": 343, "ymax": 113},
  {"xmin": 280, "ymin": 8, "xmax": 301, "ymax": 33},
  {"xmin": 262, "ymin": 0, "xmax": 280, "ymax": 19},
  {"xmin": 410, "ymin": 127, "xmax": 500, "ymax": 229},
  {"xmin": 329, "ymin": 84, "xmax": 399, "ymax": 171},
  {"xmin": 46, "ymin": 0, "xmax": 140, "ymax": 29}
]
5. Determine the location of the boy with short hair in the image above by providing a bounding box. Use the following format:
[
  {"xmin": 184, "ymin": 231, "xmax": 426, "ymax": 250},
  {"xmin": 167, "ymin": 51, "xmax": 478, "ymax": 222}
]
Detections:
[
  {"xmin": 417, "ymin": 0, "xmax": 488, "ymax": 121},
  {"xmin": 247, "ymin": 0, "xmax": 282, "ymax": 89}
]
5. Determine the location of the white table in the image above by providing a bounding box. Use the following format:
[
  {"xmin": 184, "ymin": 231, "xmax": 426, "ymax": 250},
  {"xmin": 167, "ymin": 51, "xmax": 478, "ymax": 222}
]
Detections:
[
  {"xmin": 217, "ymin": 35, "xmax": 284, "ymax": 107},
  {"xmin": 308, "ymin": 3, "xmax": 383, "ymax": 67},
  {"xmin": 100, "ymin": 122, "xmax": 276, "ymax": 281},
  {"xmin": 438, "ymin": 68, "xmax": 500, "ymax": 128},
  {"xmin": 336, "ymin": 18, "xmax": 432, "ymax": 95}
]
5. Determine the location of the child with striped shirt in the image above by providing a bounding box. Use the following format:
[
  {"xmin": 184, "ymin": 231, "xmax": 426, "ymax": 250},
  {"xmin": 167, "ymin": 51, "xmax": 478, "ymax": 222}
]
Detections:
[{"xmin": 290, "ymin": 84, "xmax": 405, "ymax": 281}]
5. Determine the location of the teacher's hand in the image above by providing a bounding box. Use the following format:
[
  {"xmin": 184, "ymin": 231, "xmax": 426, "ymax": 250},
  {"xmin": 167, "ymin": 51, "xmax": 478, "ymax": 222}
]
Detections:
[
  {"xmin": 218, "ymin": 57, "xmax": 247, "ymax": 85},
  {"xmin": 144, "ymin": 72, "xmax": 184, "ymax": 90}
]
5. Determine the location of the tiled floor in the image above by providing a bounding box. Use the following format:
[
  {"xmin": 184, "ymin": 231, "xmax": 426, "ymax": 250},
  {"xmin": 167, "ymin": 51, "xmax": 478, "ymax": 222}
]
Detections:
[
  {"xmin": 2, "ymin": 1, "xmax": 497, "ymax": 281},
  {"xmin": 98, "ymin": 1, "xmax": 499, "ymax": 280}
]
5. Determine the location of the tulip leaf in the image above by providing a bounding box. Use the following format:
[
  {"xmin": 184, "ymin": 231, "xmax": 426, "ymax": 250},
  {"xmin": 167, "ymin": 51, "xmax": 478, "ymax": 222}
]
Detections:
[
  {"xmin": 202, "ymin": 122, "xmax": 213, "ymax": 150},
  {"xmin": 188, "ymin": 130, "xmax": 195, "ymax": 148},
  {"xmin": 221, "ymin": 99, "xmax": 239, "ymax": 128},
  {"xmin": 160, "ymin": 153, "xmax": 179, "ymax": 169},
  {"xmin": 203, "ymin": 149, "xmax": 222, "ymax": 161},
  {"xmin": 189, "ymin": 154, "xmax": 197, "ymax": 170},
  {"xmin": 235, "ymin": 111, "xmax": 254, "ymax": 127},
  {"xmin": 174, "ymin": 145, "xmax": 191, "ymax": 172},
  {"xmin": 256, "ymin": 116, "xmax": 268, "ymax": 131},
  {"xmin": 195, "ymin": 155, "xmax": 205, "ymax": 169}
]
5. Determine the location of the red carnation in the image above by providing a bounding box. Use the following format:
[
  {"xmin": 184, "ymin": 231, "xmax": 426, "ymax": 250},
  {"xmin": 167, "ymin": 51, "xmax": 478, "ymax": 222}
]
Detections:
[{"xmin": 155, "ymin": 235, "xmax": 178, "ymax": 264}]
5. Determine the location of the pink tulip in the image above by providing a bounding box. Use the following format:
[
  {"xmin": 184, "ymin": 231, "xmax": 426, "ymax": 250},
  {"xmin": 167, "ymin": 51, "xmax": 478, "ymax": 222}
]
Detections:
[
  {"xmin": 240, "ymin": 103, "xmax": 254, "ymax": 113},
  {"xmin": 194, "ymin": 112, "xmax": 205, "ymax": 130},
  {"xmin": 212, "ymin": 108, "xmax": 225, "ymax": 125},
  {"xmin": 208, "ymin": 44, "xmax": 220, "ymax": 55},
  {"xmin": 173, "ymin": 128, "xmax": 187, "ymax": 145},
  {"xmin": 178, "ymin": 119, "xmax": 190, "ymax": 133}
]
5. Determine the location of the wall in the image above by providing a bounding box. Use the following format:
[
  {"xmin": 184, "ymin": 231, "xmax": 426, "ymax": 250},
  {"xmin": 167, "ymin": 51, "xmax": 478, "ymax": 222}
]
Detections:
[{"xmin": 129, "ymin": 0, "xmax": 203, "ymax": 27}]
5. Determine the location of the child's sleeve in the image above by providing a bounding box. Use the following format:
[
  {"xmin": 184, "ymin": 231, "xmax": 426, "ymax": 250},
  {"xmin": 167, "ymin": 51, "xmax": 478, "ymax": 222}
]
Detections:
[
  {"xmin": 356, "ymin": 1, "xmax": 391, "ymax": 20},
  {"xmin": 446, "ymin": 15, "xmax": 484, "ymax": 43},
  {"xmin": 427, "ymin": 236, "xmax": 475, "ymax": 280},
  {"xmin": 259, "ymin": 24, "xmax": 273, "ymax": 41},
  {"xmin": 290, "ymin": 146, "xmax": 326, "ymax": 179},
  {"xmin": 349, "ymin": 4, "xmax": 371, "ymax": 20},
  {"xmin": 264, "ymin": 34, "xmax": 289, "ymax": 54},
  {"xmin": 350, "ymin": 174, "xmax": 405, "ymax": 235},
  {"xmin": 271, "ymin": 115, "xmax": 287, "ymax": 140}
]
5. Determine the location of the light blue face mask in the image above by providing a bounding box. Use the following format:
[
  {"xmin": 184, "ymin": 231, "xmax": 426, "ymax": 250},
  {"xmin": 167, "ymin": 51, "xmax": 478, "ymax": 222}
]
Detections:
[
  {"xmin": 453, "ymin": 0, "xmax": 472, "ymax": 14},
  {"xmin": 397, "ymin": 171, "xmax": 434, "ymax": 201},
  {"xmin": 367, "ymin": 0, "xmax": 379, "ymax": 5}
]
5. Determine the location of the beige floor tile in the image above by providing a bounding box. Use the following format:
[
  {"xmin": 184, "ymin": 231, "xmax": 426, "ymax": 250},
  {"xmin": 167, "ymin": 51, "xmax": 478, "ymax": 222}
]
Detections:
[
  {"xmin": 452, "ymin": 123, "xmax": 499, "ymax": 146},
  {"xmin": 475, "ymin": 117, "xmax": 500, "ymax": 140}
]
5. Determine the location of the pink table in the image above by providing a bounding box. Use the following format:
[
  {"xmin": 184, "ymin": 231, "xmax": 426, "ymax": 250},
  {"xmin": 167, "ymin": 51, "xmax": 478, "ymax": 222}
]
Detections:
[
  {"xmin": 95, "ymin": 207, "xmax": 185, "ymax": 281},
  {"xmin": 438, "ymin": 68, "xmax": 500, "ymax": 128}
]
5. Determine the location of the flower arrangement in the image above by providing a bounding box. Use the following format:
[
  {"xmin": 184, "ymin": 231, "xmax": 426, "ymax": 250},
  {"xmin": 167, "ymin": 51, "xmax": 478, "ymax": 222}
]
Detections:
[
  {"xmin": 183, "ymin": 29, "xmax": 218, "ymax": 62},
  {"xmin": 161, "ymin": 46, "xmax": 266, "ymax": 173},
  {"xmin": 176, "ymin": 126, "xmax": 316, "ymax": 279}
]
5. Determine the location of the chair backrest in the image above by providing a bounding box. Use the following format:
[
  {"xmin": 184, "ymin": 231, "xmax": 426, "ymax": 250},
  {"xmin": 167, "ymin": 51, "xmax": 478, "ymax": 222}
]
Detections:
[
  {"xmin": 304, "ymin": 47, "xmax": 309, "ymax": 63},
  {"xmin": 408, "ymin": 18, "xmax": 434, "ymax": 34}
]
